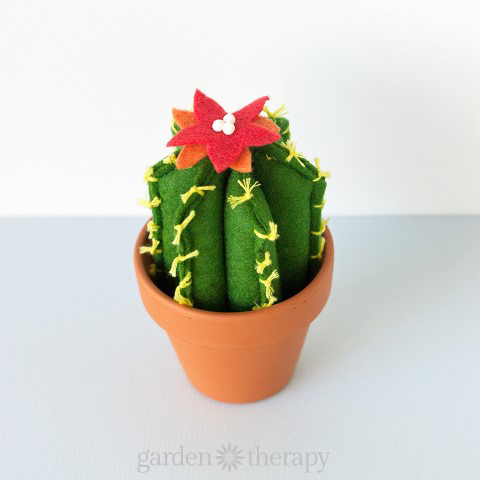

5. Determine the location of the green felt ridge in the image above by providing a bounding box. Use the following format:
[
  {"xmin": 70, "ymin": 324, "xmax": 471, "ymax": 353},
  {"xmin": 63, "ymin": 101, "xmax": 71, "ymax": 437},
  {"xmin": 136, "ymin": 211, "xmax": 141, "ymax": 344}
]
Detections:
[
  {"xmin": 146, "ymin": 158, "xmax": 175, "ymax": 289},
  {"xmin": 142, "ymin": 115, "xmax": 328, "ymax": 312},
  {"xmin": 156, "ymin": 157, "xmax": 227, "ymax": 312},
  {"xmin": 309, "ymin": 176, "xmax": 328, "ymax": 279},
  {"xmin": 272, "ymin": 116, "xmax": 291, "ymax": 142},
  {"xmin": 251, "ymin": 143, "xmax": 318, "ymax": 299},
  {"xmin": 225, "ymin": 171, "xmax": 281, "ymax": 311}
]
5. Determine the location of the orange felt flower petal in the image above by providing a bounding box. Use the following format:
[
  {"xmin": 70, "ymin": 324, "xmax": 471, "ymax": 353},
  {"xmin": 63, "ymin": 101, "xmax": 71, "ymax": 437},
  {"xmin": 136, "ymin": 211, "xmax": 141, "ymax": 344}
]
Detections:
[
  {"xmin": 253, "ymin": 116, "xmax": 280, "ymax": 133},
  {"xmin": 230, "ymin": 148, "xmax": 252, "ymax": 173},
  {"xmin": 176, "ymin": 144, "xmax": 208, "ymax": 169},
  {"xmin": 172, "ymin": 109, "xmax": 196, "ymax": 129}
]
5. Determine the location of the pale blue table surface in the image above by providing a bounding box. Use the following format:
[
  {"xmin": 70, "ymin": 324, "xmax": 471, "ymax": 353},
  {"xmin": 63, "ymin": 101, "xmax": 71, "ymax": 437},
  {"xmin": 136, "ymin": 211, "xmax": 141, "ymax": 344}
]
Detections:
[{"xmin": 1, "ymin": 217, "xmax": 479, "ymax": 479}]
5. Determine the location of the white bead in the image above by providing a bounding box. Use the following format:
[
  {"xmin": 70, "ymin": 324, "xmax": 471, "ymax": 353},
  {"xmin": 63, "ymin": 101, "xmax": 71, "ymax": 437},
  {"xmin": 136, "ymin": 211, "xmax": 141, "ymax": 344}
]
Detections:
[
  {"xmin": 223, "ymin": 113, "xmax": 236, "ymax": 124},
  {"xmin": 212, "ymin": 119, "xmax": 224, "ymax": 132},
  {"xmin": 222, "ymin": 122, "xmax": 235, "ymax": 135}
]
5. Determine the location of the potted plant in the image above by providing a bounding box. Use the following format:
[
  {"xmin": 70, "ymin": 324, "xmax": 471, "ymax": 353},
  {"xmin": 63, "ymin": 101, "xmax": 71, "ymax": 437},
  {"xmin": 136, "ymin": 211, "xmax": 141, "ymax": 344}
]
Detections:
[{"xmin": 134, "ymin": 90, "xmax": 334, "ymax": 403}]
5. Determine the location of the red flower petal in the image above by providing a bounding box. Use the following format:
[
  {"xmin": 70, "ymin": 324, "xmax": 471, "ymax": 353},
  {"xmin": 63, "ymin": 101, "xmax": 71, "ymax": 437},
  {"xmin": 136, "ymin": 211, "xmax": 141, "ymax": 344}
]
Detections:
[
  {"xmin": 166, "ymin": 123, "xmax": 211, "ymax": 147},
  {"xmin": 234, "ymin": 96, "xmax": 269, "ymax": 123},
  {"xmin": 207, "ymin": 142, "xmax": 243, "ymax": 173},
  {"xmin": 194, "ymin": 89, "xmax": 226, "ymax": 124},
  {"xmin": 235, "ymin": 123, "xmax": 280, "ymax": 147}
]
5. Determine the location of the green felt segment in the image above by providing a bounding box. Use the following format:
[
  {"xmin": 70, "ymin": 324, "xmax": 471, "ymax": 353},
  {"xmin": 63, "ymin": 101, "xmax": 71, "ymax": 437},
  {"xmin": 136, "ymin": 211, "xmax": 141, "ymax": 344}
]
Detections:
[
  {"xmin": 251, "ymin": 142, "xmax": 319, "ymax": 299},
  {"xmin": 147, "ymin": 159, "xmax": 176, "ymax": 289},
  {"xmin": 156, "ymin": 157, "xmax": 228, "ymax": 311},
  {"xmin": 272, "ymin": 117, "xmax": 291, "ymax": 142},
  {"xmin": 308, "ymin": 177, "xmax": 328, "ymax": 280},
  {"xmin": 171, "ymin": 121, "xmax": 180, "ymax": 136},
  {"xmin": 256, "ymin": 141, "xmax": 318, "ymax": 179},
  {"xmin": 225, "ymin": 171, "xmax": 281, "ymax": 312}
]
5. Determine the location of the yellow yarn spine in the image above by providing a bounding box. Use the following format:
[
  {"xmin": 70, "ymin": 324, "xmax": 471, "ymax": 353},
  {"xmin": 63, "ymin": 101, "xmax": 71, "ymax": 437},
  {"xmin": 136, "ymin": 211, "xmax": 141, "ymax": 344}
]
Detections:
[
  {"xmin": 180, "ymin": 185, "xmax": 216, "ymax": 204},
  {"xmin": 227, "ymin": 178, "xmax": 261, "ymax": 209},
  {"xmin": 311, "ymin": 217, "xmax": 329, "ymax": 236},
  {"xmin": 254, "ymin": 222, "xmax": 279, "ymax": 242},
  {"xmin": 263, "ymin": 104, "xmax": 288, "ymax": 119},
  {"xmin": 163, "ymin": 153, "xmax": 177, "ymax": 164},
  {"xmin": 169, "ymin": 250, "xmax": 199, "ymax": 277},
  {"xmin": 259, "ymin": 269, "xmax": 279, "ymax": 300},
  {"xmin": 146, "ymin": 220, "xmax": 159, "ymax": 239},
  {"xmin": 138, "ymin": 196, "xmax": 161, "ymax": 209},
  {"xmin": 313, "ymin": 158, "xmax": 331, "ymax": 182},
  {"xmin": 149, "ymin": 263, "xmax": 158, "ymax": 276},
  {"xmin": 310, "ymin": 237, "xmax": 326, "ymax": 260},
  {"xmin": 139, "ymin": 238, "xmax": 162, "ymax": 256},
  {"xmin": 144, "ymin": 167, "xmax": 158, "ymax": 183},
  {"xmin": 253, "ymin": 296, "xmax": 277, "ymax": 310},
  {"xmin": 255, "ymin": 251, "xmax": 272, "ymax": 274},
  {"xmin": 172, "ymin": 210, "xmax": 196, "ymax": 245},
  {"xmin": 173, "ymin": 271, "xmax": 193, "ymax": 307},
  {"xmin": 280, "ymin": 140, "xmax": 305, "ymax": 167}
]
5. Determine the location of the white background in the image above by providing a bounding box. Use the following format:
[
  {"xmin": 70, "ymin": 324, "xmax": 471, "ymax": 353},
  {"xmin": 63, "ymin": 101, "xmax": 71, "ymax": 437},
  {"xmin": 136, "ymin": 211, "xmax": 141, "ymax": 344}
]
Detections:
[{"xmin": 1, "ymin": 0, "xmax": 479, "ymax": 217}]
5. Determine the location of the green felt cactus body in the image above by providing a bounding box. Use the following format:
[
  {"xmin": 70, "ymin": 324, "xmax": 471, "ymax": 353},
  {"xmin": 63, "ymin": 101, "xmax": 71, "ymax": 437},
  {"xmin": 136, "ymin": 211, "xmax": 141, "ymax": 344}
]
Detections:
[{"xmin": 140, "ymin": 107, "xmax": 329, "ymax": 313}]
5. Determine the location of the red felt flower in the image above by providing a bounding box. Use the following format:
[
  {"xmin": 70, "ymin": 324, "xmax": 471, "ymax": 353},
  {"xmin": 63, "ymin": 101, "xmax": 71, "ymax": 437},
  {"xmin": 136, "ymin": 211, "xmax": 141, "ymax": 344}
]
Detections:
[{"xmin": 167, "ymin": 90, "xmax": 281, "ymax": 173}]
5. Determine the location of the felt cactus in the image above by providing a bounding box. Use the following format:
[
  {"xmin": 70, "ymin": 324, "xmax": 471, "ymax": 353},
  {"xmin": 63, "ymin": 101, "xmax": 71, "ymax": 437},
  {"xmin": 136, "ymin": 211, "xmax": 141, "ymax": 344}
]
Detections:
[{"xmin": 140, "ymin": 90, "xmax": 329, "ymax": 312}]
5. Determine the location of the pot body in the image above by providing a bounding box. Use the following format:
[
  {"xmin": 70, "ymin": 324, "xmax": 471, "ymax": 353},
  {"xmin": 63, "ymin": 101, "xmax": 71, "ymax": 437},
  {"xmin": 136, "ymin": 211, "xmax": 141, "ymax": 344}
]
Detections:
[
  {"xmin": 134, "ymin": 223, "xmax": 334, "ymax": 403},
  {"xmin": 168, "ymin": 328, "xmax": 309, "ymax": 402}
]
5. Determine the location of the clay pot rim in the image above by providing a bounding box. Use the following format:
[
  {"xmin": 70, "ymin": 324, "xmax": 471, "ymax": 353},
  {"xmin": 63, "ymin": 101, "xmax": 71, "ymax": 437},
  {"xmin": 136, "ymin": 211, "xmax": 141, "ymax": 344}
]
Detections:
[{"xmin": 134, "ymin": 220, "xmax": 333, "ymax": 327}]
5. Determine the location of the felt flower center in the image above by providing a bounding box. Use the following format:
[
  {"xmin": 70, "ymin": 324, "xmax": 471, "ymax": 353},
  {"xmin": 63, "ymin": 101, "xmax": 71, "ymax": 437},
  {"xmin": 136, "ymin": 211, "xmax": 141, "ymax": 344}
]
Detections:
[{"xmin": 212, "ymin": 113, "xmax": 236, "ymax": 135}]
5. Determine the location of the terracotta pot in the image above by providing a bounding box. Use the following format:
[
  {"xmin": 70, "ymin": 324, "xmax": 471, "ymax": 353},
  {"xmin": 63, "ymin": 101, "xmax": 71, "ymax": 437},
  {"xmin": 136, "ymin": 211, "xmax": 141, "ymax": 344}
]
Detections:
[{"xmin": 134, "ymin": 222, "xmax": 334, "ymax": 403}]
